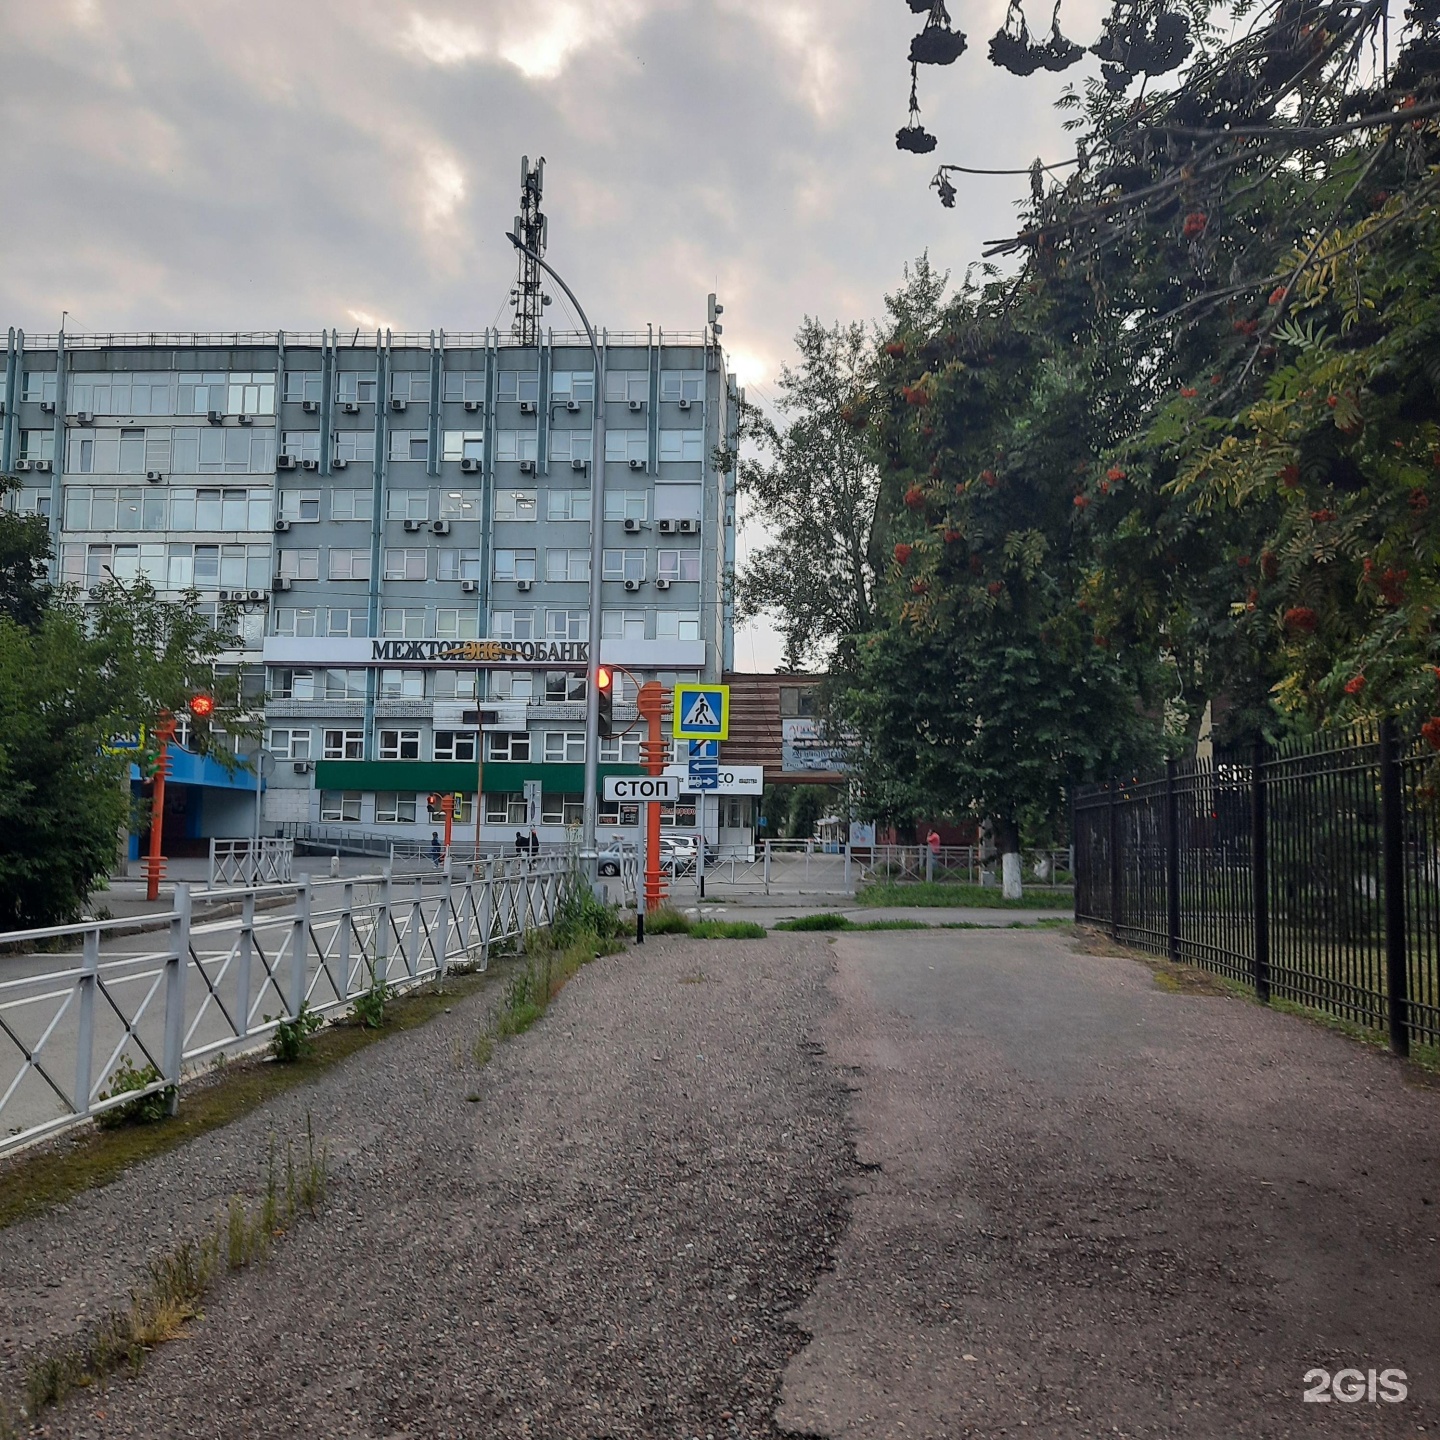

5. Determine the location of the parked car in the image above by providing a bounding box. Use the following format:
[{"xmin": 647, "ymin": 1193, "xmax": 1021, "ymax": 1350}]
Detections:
[
  {"xmin": 597, "ymin": 840, "xmax": 635, "ymax": 877},
  {"xmin": 660, "ymin": 835, "xmax": 699, "ymax": 874}
]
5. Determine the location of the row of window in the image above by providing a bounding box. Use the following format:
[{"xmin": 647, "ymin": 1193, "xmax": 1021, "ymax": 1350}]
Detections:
[
  {"xmin": 316, "ymin": 790, "xmax": 701, "ymax": 828},
  {"xmin": 270, "ymin": 725, "xmax": 640, "ymax": 765},
  {"xmin": 273, "ymin": 487, "xmax": 662, "ymax": 524},
  {"xmin": 60, "ymin": 542, "xmax": 271, "ymax": 591},
  {"xmin": 274, "ymin": 545, "xmax": 701, "ymax": 587},
  {"xmin": 271, "ymin": 604, "xmax": 694, "ymax": 643},
  {"xmin": 30, "ymin": 372, "xmax": 276, "ymax": 417},
  {"xmin": 375, "ymin": 428, "xmax": 701, "ymax": 466},
  {"xmin": 64, "ymin": 485, "xmax": 272, "ymax": 533}
]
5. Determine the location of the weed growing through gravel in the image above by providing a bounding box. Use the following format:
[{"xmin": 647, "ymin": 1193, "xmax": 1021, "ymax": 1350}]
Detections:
[
  {"xmin": 94, "ymin": 1056, "xmax": 174, "ymax": 1129},
  {"xmin": 643, "ymin": 905, "xmax": 693, "ymax": 935},
  {"xmin": 773, "ymin": 914, "xmax": 931, "ymax": 933},
  {"xmin": 642, "ymin": 908, "xmax": 766, "ymax": 939},
  {"xmin": 269, "ymin": 1001, "xmax": 324, "ymax": 1062},
  {"xmin": 350, "ymin": 979, "xmax": 395, "ymax": 1030},
  {"xmin": 857, "ymin": 881, "xmax": 1073, "ymax": 910},
  {"xmin": 12, "ymin": 1116, "xmax": 329, "ymax": 1429}
]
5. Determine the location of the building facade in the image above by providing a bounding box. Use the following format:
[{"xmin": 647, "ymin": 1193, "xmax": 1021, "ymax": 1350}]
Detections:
[{"xmin": 1, "ymin": 323, "xmax": 744, "ymax": 852}]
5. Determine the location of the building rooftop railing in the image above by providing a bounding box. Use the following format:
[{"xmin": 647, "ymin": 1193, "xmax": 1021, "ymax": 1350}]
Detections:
[{"xmin": 10, "ymin": 328, "xmax": 711, "ymax": 352}]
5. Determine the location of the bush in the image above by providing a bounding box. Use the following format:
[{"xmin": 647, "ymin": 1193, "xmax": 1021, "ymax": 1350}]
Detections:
[
  {"xmin": 774, "ymin": 912, "xmax": 854, "ymax": 931},
  {"xmin": 269, "ymin": 1001, "xmax": 324, "ymax": 1062},
  {"xmin": 551, "ymin": 870, "xmax": 622, "ymax": 948},
  {"xmin": 94, "ymin": 1056, "xmax": 173, "ymax": 1129},
  {"xmin": 644, "ymin": 906, "xmax": 693, "ymax": 935},
  {"xmin": 349, "ymin": 981, "xmax": 394, "ymax": 1030}
]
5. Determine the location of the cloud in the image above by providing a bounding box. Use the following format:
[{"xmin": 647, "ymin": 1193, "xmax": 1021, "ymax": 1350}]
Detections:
[{"xmin": 0, "ymin": 0, "xmax": 1107, "ymax": 667}]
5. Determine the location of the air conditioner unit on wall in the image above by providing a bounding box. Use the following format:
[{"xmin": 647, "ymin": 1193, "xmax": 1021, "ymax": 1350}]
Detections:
[
  {"xmin": 678, "ymin": 518, "xmax": 699, "ymax": 534},
  {"xmin": 40, "ymin": 401, "xmax": 55, "ymax": 414},
  {"xmin": 272, "ymin": 575, "xmax": 292, "ymax": 592},
  {"xmin": 146, "ymin": 470, "xmax": 165, "ymax": 484},
  {"xmin": 403, "ymin": 518, "xmax": 423, "ymax": 532},
  {"xmin": 207, "ymin": 410, "xmax": 224, "ymax": 425},
  {"xmin": 76, "ymin": 410, "xmax": 95, "ymax": 424},
  {"xmin": 461, "ymin": 579, "xmax": 479, "ymax": 594},
  {"xmin": 622, "ymin": 518, "xmax": 642, "ymax": 533},
  {"xmin": 276, "ymin": 455, "xmax": 298, "ymax": 470},
  {"xmin": 627, "ymin": 399, "xmax": 643, "ymax": 413},
  {"xmin": 519, "ymin": 400, "xmax": 537, "ymax": 414},
  {"xmin": 519, "ymin": 459, "xmax": 537, "ymax": 475},
  {"xmin": 464, "ymin": 399, "xmax": 482, "ymax": 413},
  {"xmin": 332, "ymin": 456, "xmax": 348, "ymax": 469},
  {"xmin": 341, "ymin": 401, "xmax": 360, "ymax": 414},
  {"xmin": 390, "ymin": 398, "xmax": 407, "ymax": 412},
  {"xmin": 566, "ymin": 400, "xmax": 581, "ymax": 413},
  {"xmin": 238, "ymin": 414, "xmax": 254, "ymax": 426},
  {"xmin": 677, "ymin": 398, "xmax": 693, "ymax": 411},
  {"xmin": 293, "ymin": 760, "xmax": 313, "ymax": 774},
  {"xmin": 570, "ymin": 458, "xmax": 587, "ymax": 472},
  {"xmin": 628, "ymin": 459, "xmax": 644, "ymax": 471},
  {"xmin": 623, "ymin": 578, "xmax": 642, "ymax": 592},
  {"xmin": 13, "ymin": 459, "xmax": 31, "ymax": 472},
  {"xmin": 517, "ymin": 578, "xmax": 533, "ymax": 592},
  {"xmin": 275, "ymin": 518, "xmax": 292, "ymax": 532},
  {"xmin": 657, "ymin": 518, "xmax": 676, "ymax": 534},
  {"xmin": 33, "ymin": 459, "xmax": 52, "ymax": 472},
  {"xmin": 460, "ymin": 458, "xmax": 480, "ymax": 472},
  {"xmin": 655, "ymin": 577, "xmax": 672, "ymax": 590},
  {"xmin": 432, "ymin": 519, "xmax": 451, "ymax": 535},
  {"xmin": 301, "ymin": 400, "xmax": 319, "ymax": 414},
  {"xmin": 301, "ymin": 459, "xmax": 320, "ymax": 471}
]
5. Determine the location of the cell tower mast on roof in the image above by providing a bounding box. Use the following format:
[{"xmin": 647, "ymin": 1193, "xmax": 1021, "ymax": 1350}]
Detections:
[{"xmin": 510, "ymin": 156, "xmax": 550, "ymax": 344}]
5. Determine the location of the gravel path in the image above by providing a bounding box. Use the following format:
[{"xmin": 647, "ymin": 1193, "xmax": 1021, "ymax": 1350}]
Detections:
[
  {"xmin": 777, "ymin": 926, "xmax": 1440, "ymax": 1438},
  {"xmin": 2, "ymin": 937, "xmax": 853, "ymax": 1439}
]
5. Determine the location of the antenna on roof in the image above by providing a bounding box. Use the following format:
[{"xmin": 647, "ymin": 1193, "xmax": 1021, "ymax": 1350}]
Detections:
[{"xmin": 510, "ymin": 156, "xmax": 551, "ymax": 345}]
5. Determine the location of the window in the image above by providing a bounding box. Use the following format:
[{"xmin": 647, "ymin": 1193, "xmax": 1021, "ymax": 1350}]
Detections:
[
  {"xmin": 319, "ymin": 669, "xmax": 366, "ymax": 700},
  {"xmin": 170, "ymin": 426, "xmax": 274, "ymax": 474},
  {"xmin": 545, "ymin": 671, "xmax": 586, "ymax": 702},
  {"xmin": 175, "ymin": 543, "xmax": 268, "ymax": 590},
  {"xmin": 381, "ymin": 607, "xmax": 426, "ymax": 638},
  {"xmin": 546, "ymin": 548, "xmax": 589, "ymax": 582},
  {"xmin": 386, "ymin": 490, "xmax": 430, "ymax": 522},
  {"xmin": 378, "ymin": 729, "xmax": 421, "ymax": 760},
  {"xmin": 268, "ymin": 728, "xmax": 312, "ymax": 760},
  {"xmin": 543, "ymin": 732, "xmax": 586, "ymax": 764},
  {"xmin": 328, "ymin": 548, "xmax": 370, "ymax": 581},
  {"xmin": 545, "ymin": 609, "xmax": 589, "ymax": 640},
  {"xmin": 441, "ymin": 431, "xmax": 485, "ymax": 463},
  {"xmin": 333, "ymin": 430, "xmax": 376, "ymax": 464},
  {"xmin": 433, "ymin": 669, "xmax": 478, "ymax": 699},
  {"xmin": 490, "ymin": 609, "xmax": 535, "ymax": 640},
  {"xmin": 602, "ymin": 549, "xmax": 646, "ymax": 583},
  {"xmin": 604, "ymin": 491, "xmax": 648, "ymax": 522},
  {"xmin": 9, "ymin": 487, "xmax": 50, "ymax": 517},
  {"xmin": 496, "ymin": 372, "xmax": 540, "ymax": 405},
  {"xmin": 66, "ymin": 428, "xmax": 176, "ymax": 475},
  {"xmin": 548, "ymin": 429, "xmax": 593, "ymax": 464},
  {"xmin": 541, "ymin": 793, "xmax": 585, "ymax": 826},
  {"xmin": 605, "ymin": 370, "xmax": 649, "ymax": 404},
  {"xmin": 434, "ymin": 730, "xmax": 478, "ymax": 761},
  {"xmin": 438, "ymin": 487, "xmax": 482, "ymax": 519},
  {"xmin": 657, "ymin": 549, "xmax": 701, "ymax": 582},
  {"xmin": 485, "ymin": 793, "xmax": 528, "ymax": 825},
  {"xmin": 601, "ymin": 609, "xmax": 646, "ymax": 640},
  {"xmin": 20, "ymin": 371, "xmax": 57, "ymax": 404},
  {"xmin": 379, "ymin": 669, "xmax": 424, "ymax": 699},
  {"xmin": 546, "ymin": 488, "xmax": 591, "ymax": 522},
  {"xmin": 175, "ymin": 372, "xmax": 225, "ymax": 415},
  {"xmin": 660, "ymin": 370, "xmax": 704, "ymax": 403},
  {"xmin": 323, "ymin": 729, "xmax": 365, "ymax": 760},
  {"xmin": 660, "ymin": 798, "xmax": 698, "ymax": 829},
  {"xmin": 328, "ymin": 607, "xmax": 368, "ymax": 636},
  {"xmin": 278, "ymin": 490, "xmax": 321, "ymax": 522},
  {"xmin": 273, "ymin": 607, "xmax": 320, "ymax": 637},
  {"xmin": 284, "ymin": 372, "xmax": 322, "ymax": 405},
  {"xmin": 384, "ymin": 548, "xmax": 428, "ymax": 581},
  {"xmin": 388, "ymin": 430, "xmax": 428, "ymax": 463},
  {"xmin": 281, "ymin": 431, "xmax": 321, "ymax": 464},
  {"xmin": 435, "ymin": 608, "xmax": 480, "ymax": 640},
  {"xmin": 226, "ymin": 372, "xmax": 275, "ymax": 416},
  {"xmin": 494, "ymin": 487, "xmax": 537, "ymax": 521},
  {"xmin": 191, "ymin": 485, "xmax": 270, "ymax": 530},
  {"xmin": 598, "ymin": 800, "xmax": 640, "ymax": 827},
  {"xmin": 375, "ymin": 792, "xmax": 418, "ymax": 824},
  {"xmin": 276, "ymin": 548, "xmax": 320, "ymax": 581},
  {"xmin": 487, "ymin": 731, "xmax": 531, "ymax": 761},
  {"xmin": 270, "ymin": 668, "xmax": 314, "ymax": 701},
  {"xmin": 336, "ymin": 373, "xmax": 377, "ymax": 405},
  {"xmin": 437, "ymin": 547, "xmax": 483, "ymax": 582},
  {"xmin": 600, "ymin": 734, "xmax": 642, "ymax": 764},
  {"xmin": 331, "ymin": 489, "xmax": 373, "ymax": 521},
  {"xmin": 551, "ymin": 371, "xmax": 595, "ymax": 403},
  {"xmin": 442, "ymin": 370, "xmax": 485, "ymax": 404},
  {"xmin": 780, "ymin": 686, "xmax": 818, "ymax": 717},
  {"xmin": 493, "ymin": 430, "xmax": 538, "ymax": 463},
  {"xmin": 605, "ymin": 431, "xmax": 649, "ymax": 464},
  {"xmin": 19, "ymin": 430, "xmax": 55, "ymax": 461},
  {"xmin": 659, "ymin": 429, "xmax": 704, "ymax": 463},
  {"xmin": 656, "ymin": 611, "xmax": 701, "ymax": 641},
  {"xmin": 491, "ymin": 548, "xmax": 535, "ymax": 583},
  {"xmin": 390, "ymin": 371, "xmax": 429, "ymax": 403},
  {"xmin": 319, "ymin": 791, "xmax": 362, "ymax": 823},
  {"xmin": 488, "ymin": 670, "xmax": 534, "ymax": 700}
]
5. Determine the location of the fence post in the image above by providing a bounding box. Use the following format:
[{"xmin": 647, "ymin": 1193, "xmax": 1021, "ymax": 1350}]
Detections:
[
  {"xmin": 763, "ymin": 839, "xmax": 771, "ymax": 895},
  {"xmin": 75, "ymin": 925, "xmax": 99, "ymax": 1118},
  {"xmin": 289, "ymin": 879, "xmax": 310, "ymax": 1020},
  {"xmin": 436, "ymin": 864, "xmax": 453, "ymax": 979},
  {"xmin": 162, "ymin": 883, "xmax": 191, "ymax": 1116},
  {"xmin": 1379, "ymin": 717, "xmax": 1410, "ymax": 1058},
  {"xmin": 479, "ymin": 858, "xmax": 493, "ymax": 969},
  {"xmin": 376, "ymin": 866, "xmax": 393, "ymax": 990},
  {"xmin": 1251, "ymin": 739, "xmax": 1270, "ymax": 1004},
  {"xmin": 925, "ymin": 843, "xmax": 934, "ymax": 884},
  {"xmin": 236, "ymin": 892, "xmax": 255, "ymax": 1039},
  {"xmin": 844, "ymin": 843, "xmax": 853, "ymax": 895},
  {"xmin": 1165, "ymin": 758, "xmax": 1181, "ymax": 963},
  {"xmin": 1107, "ymin": 777, "xmax": 1120, "ymax": 942},
  {"xmin": 337, "ymin": 882, "xmax": 354, "ymax": 1000},
  {"xmin": 406, "ymin": 878, "xmax": 423, "ymax": 980}
]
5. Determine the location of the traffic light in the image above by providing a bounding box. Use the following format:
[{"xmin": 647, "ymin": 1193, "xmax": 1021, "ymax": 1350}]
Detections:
[
  {"xmin": 596, "ymin": 665, "xmax": 615, "ymax": 739},
  {"xmin": 427, "ymin": 792, "xmax": 443, "ymax": 810},
  {"xmin": 188, "ymin": 692, "xmax": 215, "ymax": 719}
]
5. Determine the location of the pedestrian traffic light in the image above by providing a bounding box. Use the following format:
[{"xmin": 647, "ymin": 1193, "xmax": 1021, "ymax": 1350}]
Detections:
[
  {"xmin": 188, "ymin": 692, "xmax": 215, "ymax": 719},
  {"xmin": 596, "ymin": 665, "xmax": 615, "ymax": 738},
  {"xmin": 427, "ymin": 792, "xmax": 442, "ymax": 809}
]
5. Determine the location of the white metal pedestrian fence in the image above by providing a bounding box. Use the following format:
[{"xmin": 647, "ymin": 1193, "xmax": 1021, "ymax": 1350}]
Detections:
[
  {"xmin": 209, "ymin": 836, "xmax": 295, "ymax": 887},
  {"xmin": 0, "ymin": 856, "xmax": 570, "ymax": 1157}
]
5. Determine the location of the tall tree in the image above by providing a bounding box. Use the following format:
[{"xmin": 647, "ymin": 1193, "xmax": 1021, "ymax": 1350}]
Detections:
[
  {"xmin": 0, "ymin": 480, "xmax": 52, "ymax": 628},
  {"xmin": 732, "ymin": 317, "xmax": 887, "ymax": 670}
]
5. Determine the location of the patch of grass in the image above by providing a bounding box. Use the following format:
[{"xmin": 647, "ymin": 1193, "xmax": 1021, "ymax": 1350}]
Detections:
[
  {"xmin": 15, "ymin": 1116, "xmax": 328, "ymax": 1429},
  {"xmin": 481, "ymin": 927, "xmax": 616, "ymax": 1053},
  {"xmin": 689, "ymin": 920, "xmax": 767, "ymax": 940},
  {"xmin": 644, "ymin": 905, "xmax": 693, "ymax": 935},
  {"xmin": 857, "ymin": 881, "xmax": 1074, "ymax": 910},
  {"xmin": 93, "ymin": 1056, "xmax": 173, "ymax": 1130},
  {"xmin": 772, "ymin": 913, "xmax": 931, "ymax": 933},
  {"xmin": 0, "ymin": 972, "xmax": 484, "ymax": 1234}
]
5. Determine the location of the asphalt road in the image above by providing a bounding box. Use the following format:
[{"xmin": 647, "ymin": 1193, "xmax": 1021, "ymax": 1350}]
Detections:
[{"xmin": 777, "ymin": 927, "xmax": 1440, "ymax": 1437}]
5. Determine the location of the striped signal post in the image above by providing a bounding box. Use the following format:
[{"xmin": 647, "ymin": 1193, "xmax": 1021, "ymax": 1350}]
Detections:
[{"xmin": 638, "ymin": 682, "xmax": 669, "ymax": 918}]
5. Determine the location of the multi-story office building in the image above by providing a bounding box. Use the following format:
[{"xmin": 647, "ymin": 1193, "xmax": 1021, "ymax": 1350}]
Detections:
[{"xmin": 1, "ymin": 322, "xmax": 747, "ymax": 853}]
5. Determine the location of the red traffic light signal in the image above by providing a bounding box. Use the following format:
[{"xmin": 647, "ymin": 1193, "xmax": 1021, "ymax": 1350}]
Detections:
[
  {"xmin": 188, "ymin": 692, "xmax": 215, "ymax": 719},
  {"xmin": 428, "ymin": 792, "xmax": 442, "ymax": 808}
]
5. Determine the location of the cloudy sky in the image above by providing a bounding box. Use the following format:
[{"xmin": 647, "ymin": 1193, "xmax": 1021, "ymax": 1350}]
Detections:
[{"xmin": 0, "ymin": 0, "xmax": 1107, "ymax": 669}]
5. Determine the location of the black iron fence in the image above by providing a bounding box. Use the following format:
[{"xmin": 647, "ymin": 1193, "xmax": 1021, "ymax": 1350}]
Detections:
[{"xmin": 1073, "ymin": 721, "xmax": 1440, "ymax": 1058}]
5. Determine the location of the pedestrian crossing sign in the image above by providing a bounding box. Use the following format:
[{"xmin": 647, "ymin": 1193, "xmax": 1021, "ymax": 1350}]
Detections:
[{"xmin": 672, "ymin": 683, "xmax": 730, "ymax": 740}]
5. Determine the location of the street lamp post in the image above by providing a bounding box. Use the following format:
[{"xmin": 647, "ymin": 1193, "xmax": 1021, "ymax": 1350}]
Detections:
[{"xmin": 505, "ymin": 231, "xmax": 607, "ymax": 874}]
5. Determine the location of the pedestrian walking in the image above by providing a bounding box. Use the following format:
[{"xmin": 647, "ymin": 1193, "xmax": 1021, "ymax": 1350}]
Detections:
[
  {"xmin": 429, "ymin": 831, "xmax": 443, "ymax": 867},
  {"xmin": 529, "ymin": 826, "xmax": 541, "ymax": 857},
  {"xmin": 515, "ymin": 830, "xmax": 527, "ymax": 856},
  {"xmin": 926, "ymin": 827, "xmax": 942, "ymax": 858}
]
